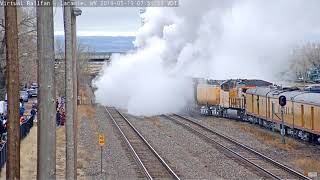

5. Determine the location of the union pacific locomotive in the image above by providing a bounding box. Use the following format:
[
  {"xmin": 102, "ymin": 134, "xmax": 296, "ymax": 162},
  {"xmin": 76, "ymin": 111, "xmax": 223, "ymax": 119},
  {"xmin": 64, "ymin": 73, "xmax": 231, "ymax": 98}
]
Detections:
[{"xmin": 196, "ymin": 79, "xmax": 320, "ymax": 144}]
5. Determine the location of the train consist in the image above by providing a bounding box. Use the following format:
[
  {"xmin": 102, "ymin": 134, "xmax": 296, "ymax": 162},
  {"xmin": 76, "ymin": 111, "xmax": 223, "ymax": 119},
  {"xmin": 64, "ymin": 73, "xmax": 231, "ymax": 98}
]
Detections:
[{"xmin": 196, "ymin": 79, "xmax": 320, "ymax": 144}]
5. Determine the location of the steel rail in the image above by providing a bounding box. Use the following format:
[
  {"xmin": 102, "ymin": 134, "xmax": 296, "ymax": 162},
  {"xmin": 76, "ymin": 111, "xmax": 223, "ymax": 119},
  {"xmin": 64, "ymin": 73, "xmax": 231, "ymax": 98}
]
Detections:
[
  {"xmin": 106, "ymin": 107, "xmax": 180, "ymax": 180},
  {"xmin": 105, "ymin": 107, "xmax": 152, "ymax": 180},
  {"xmin": 168, "ymin": 114, "xmax": 311, "ymax": 180}
]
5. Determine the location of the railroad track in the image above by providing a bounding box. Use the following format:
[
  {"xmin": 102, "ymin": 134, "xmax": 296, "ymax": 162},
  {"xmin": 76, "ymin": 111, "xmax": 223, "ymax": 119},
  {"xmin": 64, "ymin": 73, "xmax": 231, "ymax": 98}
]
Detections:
[
  {"xmin": 105, "ymin": 107, "xmax": 180, "ymax": 180},
  {"xmin": 165, "ymin": 114, "xmax": 310, "ymax": 180}
]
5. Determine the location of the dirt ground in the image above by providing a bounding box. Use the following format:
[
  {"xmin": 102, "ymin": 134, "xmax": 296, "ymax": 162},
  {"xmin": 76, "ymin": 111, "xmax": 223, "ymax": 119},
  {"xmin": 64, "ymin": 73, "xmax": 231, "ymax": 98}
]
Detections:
[
  {"xmin": 0, "ymin": 84, "xmax": 95, "ymax": 179},
  {"xmin": 0, "ymin": 125, "xmax": 38, "ymax": 180},
  {"xmin": 0, "ymin": 106, "xmax": 96, "ymax": 179}
]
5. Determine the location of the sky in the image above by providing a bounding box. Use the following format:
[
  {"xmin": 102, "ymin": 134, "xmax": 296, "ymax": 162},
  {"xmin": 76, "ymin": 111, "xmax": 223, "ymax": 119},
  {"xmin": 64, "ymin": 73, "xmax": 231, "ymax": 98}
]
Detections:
[{"xmin": 53, "ymin": 7, "xmax": 141, "ymax": 36}]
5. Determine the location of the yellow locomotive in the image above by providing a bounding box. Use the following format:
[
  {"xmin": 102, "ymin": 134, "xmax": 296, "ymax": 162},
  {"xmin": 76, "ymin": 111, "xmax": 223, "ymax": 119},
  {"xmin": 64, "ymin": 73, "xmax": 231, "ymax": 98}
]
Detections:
[
  {"xmin": 197, "ymin": 79, "xmax": 271, "ymax": 116},
  {"xmin": 196, "ymin": 79, "xmax": 320, "ymax": 144}
]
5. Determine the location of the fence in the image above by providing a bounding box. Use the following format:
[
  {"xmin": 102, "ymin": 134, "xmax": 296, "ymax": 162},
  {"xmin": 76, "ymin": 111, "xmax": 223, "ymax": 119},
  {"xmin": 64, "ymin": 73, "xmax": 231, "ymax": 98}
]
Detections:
[{"xmin": 0, "ymin": 115, "xmax": 35, "ymax": 170}]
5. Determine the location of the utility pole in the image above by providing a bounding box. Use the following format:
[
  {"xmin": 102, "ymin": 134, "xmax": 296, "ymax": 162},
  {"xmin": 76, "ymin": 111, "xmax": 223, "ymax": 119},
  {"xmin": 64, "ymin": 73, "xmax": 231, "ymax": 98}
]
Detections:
[
  {"xmin": 73, "ymin": 8, "xmax": 81, "ymax": 106},
  {"xmin": 64, "ymin": 0, "xmax": 76, "ymax": 179},
  {"xmin": 37, "ymin": 1, "xmax": 56, "ymax": 179},
  {"xmin": 71, "ymin": 9, "xmax": 77, "ymax": 180},
  {"xmin": 5, "ymin": 1, "xmax": 20, "ymax": 179},
  {"xmin": 71, "ymin": 8, "xmax": 81, "ymax": 179}
]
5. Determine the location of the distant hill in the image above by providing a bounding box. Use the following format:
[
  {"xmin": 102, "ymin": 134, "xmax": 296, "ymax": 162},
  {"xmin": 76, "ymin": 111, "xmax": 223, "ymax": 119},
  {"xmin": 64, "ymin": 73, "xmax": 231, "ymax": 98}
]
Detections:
[{"xmin": 55, "ymin": 36, "xmax": 136, "ymax": 53}]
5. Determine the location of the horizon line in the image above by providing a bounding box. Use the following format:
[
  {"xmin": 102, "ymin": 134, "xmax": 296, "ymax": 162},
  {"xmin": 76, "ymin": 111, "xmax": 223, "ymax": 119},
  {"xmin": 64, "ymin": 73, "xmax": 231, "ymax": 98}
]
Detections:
[{"xmin": 54, "ymin": 31, "xmax": 137, "ymax": 37}]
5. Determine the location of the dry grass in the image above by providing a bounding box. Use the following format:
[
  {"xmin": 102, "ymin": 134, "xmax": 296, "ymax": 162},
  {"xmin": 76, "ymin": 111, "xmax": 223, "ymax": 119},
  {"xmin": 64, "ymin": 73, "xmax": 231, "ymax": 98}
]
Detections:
[
  {"xmin": 0, "ymin": 125, "xmax": 38, "ymax": 180},
  {"xmin": 56, "ymin": 102, "xmax": 98, "ymax": 178},
  {"xmin": 20, "ymin": 125, "xmax": 38, "ymax": 180},
  {"xmin": 79, "ymin": 85, "xmax": 93, "ymax": 105},
  {"xmin": 56, "ymin": 127, "xmax": 66, "ymax": 179},
  {"xmin": 238, "ymin": 124, "xmax": 300, "ymax": 150},
  {"xmin": 220, "ymin": 118, "xmax": 320, "ymax": 175},
  {"xmin": 0, "ymin": 123, "xmax": 68, "ymax": 179},
  {"xmin": 78, "ymin": 104, "xmax": 97, "ymax": 138},
  {"xmin": 56, "ymin": 104, "xmax": 97, "ymax": 178},
  {"xmin": 0, "ymin": 86, "xmax": 96, "ymax": 178},
  {"xmin": 294, "ymin": 158, "xmax": 320, "ymax": 175},
  {"xmin": 146, "ymin": 117, "xmax": 164, "ymax": 128},
  {"xmin": 77, "ymin": 145, "xmax": 99, "ymax": 177},
  {"xmin": 0, "ymin": 122, "xmax": 85, "ymax": 179},
  {"xmin": 78, "ymin": 105, "xmax": 95, "ymax": 121}
]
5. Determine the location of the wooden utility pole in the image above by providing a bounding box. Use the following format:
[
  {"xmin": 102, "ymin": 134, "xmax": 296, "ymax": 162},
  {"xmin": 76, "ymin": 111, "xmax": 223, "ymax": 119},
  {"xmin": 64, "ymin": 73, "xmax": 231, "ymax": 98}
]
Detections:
[
  {"xmin": 72, "ymin": 8, "xmax": 81, "ymax": 106},
  {"xmin": 5, "ymin": 1, "xmax": 20, "ymax": 179},
  {"xmin": 71, "ymin": 11, "xmax": 78, "ymax": 180},
  {"xmin": 37, "ymin": 1, "xmax": 56, "ymax": 179},
  {"xmin": 71, "ymin": 8, "xmax": 81, "ymax": 178},
  {"xmin": 64, "ymin": 1, "xmax": 76, "ymax": 179}
]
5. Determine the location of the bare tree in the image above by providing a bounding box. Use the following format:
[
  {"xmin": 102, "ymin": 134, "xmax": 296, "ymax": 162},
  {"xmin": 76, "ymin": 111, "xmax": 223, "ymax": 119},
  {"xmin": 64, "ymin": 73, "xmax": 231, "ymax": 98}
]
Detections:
[
  {"xmin": 17, "ymin": 7, "xmax": 37, "ymax": 87},
  {"xmin": 0, "ymin": 7, "xmax": 37, "ymax": 99},
  {"xmin": 0, "ymin": 8, "xmax": 6, "ymax": 99},
  {"xmin": 288, "ymin": 42, "xmax": 320, "ymax": 81},
  {"xmin": 54, "ymin": 39, "xmax": 94, "ymax": 97},
  {"xmin": 301, "ymin": 43, "xmax": 320, "ymax": 69}
]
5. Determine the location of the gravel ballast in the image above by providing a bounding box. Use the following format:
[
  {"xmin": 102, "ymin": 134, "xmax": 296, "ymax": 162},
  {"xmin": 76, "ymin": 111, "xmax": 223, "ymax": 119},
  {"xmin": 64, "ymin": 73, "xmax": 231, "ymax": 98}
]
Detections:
[
  {"xmin": 191, "ymin": 114, "xmax": 320, "ymax": 177},
  {"xmin": 77, "ymin": 105, "xmax": 144, "ymax": 179},
  {"xmin": 126, "ymin": 114, "xmax": 261, "ymax": 179}
]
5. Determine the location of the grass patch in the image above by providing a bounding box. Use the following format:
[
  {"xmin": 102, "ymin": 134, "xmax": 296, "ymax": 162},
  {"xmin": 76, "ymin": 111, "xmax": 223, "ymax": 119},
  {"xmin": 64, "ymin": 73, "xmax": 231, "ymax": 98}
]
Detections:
[
  {"xmin": 238, "ymin": 124, "xmax": 300, "ymax": 150},
  {"xmin": 294, "ymin": 158, "xmax": 320, "ymax": 174}
]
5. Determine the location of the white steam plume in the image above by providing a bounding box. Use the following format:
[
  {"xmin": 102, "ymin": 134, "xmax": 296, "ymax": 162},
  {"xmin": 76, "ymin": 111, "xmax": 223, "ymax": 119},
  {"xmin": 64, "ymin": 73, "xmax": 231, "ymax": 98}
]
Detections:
[{"xmin": 94, "ymin": 0, "xmax": 320, "ymax": 116}]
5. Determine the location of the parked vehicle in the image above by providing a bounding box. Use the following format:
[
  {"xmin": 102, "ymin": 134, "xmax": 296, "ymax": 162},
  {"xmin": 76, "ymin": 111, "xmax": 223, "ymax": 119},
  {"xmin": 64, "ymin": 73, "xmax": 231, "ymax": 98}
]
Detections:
[
  {"xmin": 0, "ymin": 101, "xmax": 5, "ymax": 114},
  {"xmin": 20, "ymin": 91, "xmax": 28, "ymax": 102},
  {"xmin": 30, "ymin": 83, "xmax": 38, "ymax": 89},
  {"xmin": 27, "ymin": 88, "xmax": 38, "ymax": 97}
]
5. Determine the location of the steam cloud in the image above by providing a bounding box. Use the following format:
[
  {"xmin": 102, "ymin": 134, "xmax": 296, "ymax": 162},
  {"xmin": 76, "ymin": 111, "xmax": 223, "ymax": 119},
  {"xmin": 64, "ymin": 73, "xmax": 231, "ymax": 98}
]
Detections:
[{"xmin": 94, "ymin": 0, "xmax": 320, "ymax": 116}]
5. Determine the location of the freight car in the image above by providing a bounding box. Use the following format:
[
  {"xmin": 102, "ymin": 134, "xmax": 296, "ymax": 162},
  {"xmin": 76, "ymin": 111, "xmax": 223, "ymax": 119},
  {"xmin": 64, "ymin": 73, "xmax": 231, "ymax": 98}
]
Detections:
[
  {"xmin": 246, "ymin": 87, "xmax": 320, "ymax": 143},
  {"xmin": 196, "ymin": 79, "xmax": 320, "ymax": 144}
]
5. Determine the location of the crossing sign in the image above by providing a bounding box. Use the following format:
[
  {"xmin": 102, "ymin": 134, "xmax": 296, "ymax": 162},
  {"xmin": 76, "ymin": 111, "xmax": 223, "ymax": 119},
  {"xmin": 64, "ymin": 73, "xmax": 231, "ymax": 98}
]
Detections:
[{"xmin": 99, "ymin": 134, "xmax": 105, "ymax": 146}]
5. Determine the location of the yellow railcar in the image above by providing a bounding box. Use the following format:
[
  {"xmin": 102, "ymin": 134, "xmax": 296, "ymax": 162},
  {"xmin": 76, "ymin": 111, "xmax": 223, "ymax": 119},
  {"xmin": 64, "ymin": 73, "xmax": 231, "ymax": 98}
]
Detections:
[
  {"xmin": 294, "ymin": 93, "xmax": 320, "ymax": 134},
  {"xmin": 246, "ymin": 87, "xmax": 273, "ymax": 119},
  {"xmin": 196, "ymin": 79, "xmax": 320, "ymax": 143},
  {"xmin": 196, "ymin": 84, "xmax": 221, "ymax": 106},
  {"xmin": 314, "ymin": 107, "xmax": 320, "ymax": 133},
  {"xmin": 220, "ymin": 79, "xmax": 265, "ymax": 110},
  {"xmin": 197, "ymin": 79, "xmax": 271, "ymax": 117},
  {"xmin": 220, "ymin": 90, "xmax": 230, "ymax": 108},
  {"xmin": 246, "ymin": 93, "xmax": 254, "ymax": 114},
  {"xmin": 246, "ymin": 87, "xmax": 320, "ymax": 143}
]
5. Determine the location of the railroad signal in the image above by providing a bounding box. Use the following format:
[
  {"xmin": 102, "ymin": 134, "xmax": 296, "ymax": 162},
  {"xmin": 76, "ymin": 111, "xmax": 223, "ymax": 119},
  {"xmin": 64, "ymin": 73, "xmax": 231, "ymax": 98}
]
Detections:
[
  {"xmin": 278, "ymin": 95, "xmax": 286, "ymax": 144},
  {"xmin": 279, "ymin": 95, "xmax": 287, "ymax": 107}
]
